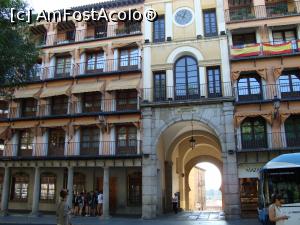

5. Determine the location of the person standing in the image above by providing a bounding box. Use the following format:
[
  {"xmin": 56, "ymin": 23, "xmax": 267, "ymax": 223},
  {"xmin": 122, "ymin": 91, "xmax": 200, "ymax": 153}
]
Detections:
[
  {"xmin": 97, "ymin": 191, "xmax": 103, "ymax": 216},
  {"xmin": 56, "ymin": 189, "xmax": 72, "ymax": 225},
  {"xmin": 172, "ymin": 193, "xmax": 178, "ymax": 214},
  {"xmin": 269, "ymin": 194, "xmax": 289, "ymax": 225}
]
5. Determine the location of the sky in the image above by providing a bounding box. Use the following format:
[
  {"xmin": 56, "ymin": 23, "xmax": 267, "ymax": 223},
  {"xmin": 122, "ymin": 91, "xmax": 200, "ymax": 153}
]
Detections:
[
  {"xmin": 197, "ymin": 162, "xmax": 222, "ymax": 190},
  {"xmin": 27, "ymin": 0, "xmax": 104, "ymax": 12}
]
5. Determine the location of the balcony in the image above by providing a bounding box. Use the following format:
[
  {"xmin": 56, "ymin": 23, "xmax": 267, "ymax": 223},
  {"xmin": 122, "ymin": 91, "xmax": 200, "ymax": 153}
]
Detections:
[
  {"xmin": 237, "ymin": 132, "xmax": 300, "ymax": 152},
  {"xmin": 1, "ymin": 141, "xmax": 142, "ymax": 158},
  {"xmin": 142, "ymin": 82, "xmax": 233, "ymax": 104},
  {"xmin": 234, "ymin": 83, "xmax": 300, "ymax": 103},
  {"xmin": 42, "ymin": 23, "xmax": 141, "ymax": 47},
  {"xmin": 230, "ymin": 41, "xmax": 300, "ymax": 59},
  {"xmin": 225, "ymin": 1, "xmax": 300, "ymax": 23}
]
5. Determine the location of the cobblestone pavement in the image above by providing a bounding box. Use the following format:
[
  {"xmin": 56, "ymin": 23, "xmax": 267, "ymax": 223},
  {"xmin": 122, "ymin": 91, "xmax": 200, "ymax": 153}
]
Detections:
[{"xmin": 0, "ymin": 211, "xmax": 261, "ymax": 225}]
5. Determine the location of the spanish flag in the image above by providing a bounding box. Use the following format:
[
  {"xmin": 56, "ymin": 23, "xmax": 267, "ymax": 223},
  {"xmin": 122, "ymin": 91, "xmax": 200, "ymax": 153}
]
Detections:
[
  {"xmin": 231, "ymin": 44, "xmax": 261, "ymax": 58},
  {"xmin": 263, "ymin": 42, "xmax": 292, "ymax": 55}
]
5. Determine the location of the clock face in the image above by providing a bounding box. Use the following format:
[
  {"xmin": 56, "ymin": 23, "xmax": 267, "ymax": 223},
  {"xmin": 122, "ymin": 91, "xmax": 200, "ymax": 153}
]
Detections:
[{"xmin": 174, "ymin": 8, "xmax": 193, "ymax": 26}]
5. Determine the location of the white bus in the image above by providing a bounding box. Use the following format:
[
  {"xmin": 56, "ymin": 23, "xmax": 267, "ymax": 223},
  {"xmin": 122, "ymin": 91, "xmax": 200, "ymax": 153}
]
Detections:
[{"xmin": 258, "ymin": 153, "xmax": 300, "ymax": 225}]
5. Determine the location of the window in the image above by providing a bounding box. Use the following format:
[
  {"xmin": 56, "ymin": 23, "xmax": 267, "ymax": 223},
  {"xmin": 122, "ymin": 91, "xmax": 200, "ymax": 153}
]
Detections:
[
  {"xmin": 74, "ymin": 173, "xmax": 85, "ymax": 194},
  {"xmin": 95, "ymin": 23, "xmax": 107, "ymax": 38},
  {"xmin": 279, "ymin": 72, "xmax": 300, "ymax": 99},
  {"xmin": 119, "ymin": 48, "xmax": 139, "ymax": 70},
  {"xmin": 0, "ymin": 101, "xmax": 8, "ymax": 119},
  {"xmin": 40, "ymin": 173, "xmax": 56, "ymax": 201},
  {"xmin": 66, "ymin": 30, "xmax": 75, "ymax": 42},
  {"xmin": 153, "ymin": 15, "xmax": 165, "ymax": 42},
  {"xmin": 82, "ymin": 92, "xmax": 101, "ymax": 113},
  {"xmin": 116, "ymin": 126, "xmax": 137, "ymax": 154},
  {"xmin": 232, "ymin": 33, "xmax": 256, "ymax": 46},
  {"xmin": 229, "ymin": 0, "xmax": 252, "ymax": 7},
  {"xmin": 237, "ymin": 75, "xmax": 262, "ymax": 101},
  {"xmin": 154, "ymin": 72, "xmax": 166, "ymax": 101},
  {"xmin": 239, "ymin": 178, "xmax": 258, "ymax": 216},
  {"xmin": 0, "ymin": 140, "xmax": 4, "ymax": 156},
  {"xmin": 273, "ymin": 30, "xmax": 296, "ymax": 44},
  {"xmin": 80, "ymin": 126, "xmax": 99, "ymax": 156},
  {"xmin": 19, "ymin": 129, "xmax": 33, "ymax": 157},
  {"xmin": 116, "ymin": 91, "xmax": 137, "ymax": 111},
  {"xmin": 207, "ymin": 66, "xmax": 222, "ymax": 97},
  {"xmin": 127, "ymin": 172, "xmax": 142, "ymax": 206},
  {"xmin": 241, "ymin": 117, "xmax": 267, "ymax": 149},
  {"xmin": 48, "ymin": 128, "xmax": 65, "ymax": 156},
  {"xmin": 55, "ymin": 57, "xmax": 71, "ymax": 78},
  {"xmin": 266, "ymin": 0, "xmax": 288, "ymax": 16},
  {"xmin": 51, "ymin": 96, "xmax": 68, "ymax": 115},
  {"xmin": 86, "ymin": 52, "xmax": 105, "ymax": 73},
  {"xmin": 285, "ymin": 115, "xmax": 300, "ymax": 147},
  {"xmin": 203, "ymin": 10, "xmax": 218, "ymax": 37},
  {"xmin": 21, "ymin": 98, "xmax": 37, "ymax": 118},
  {"xmin": 11, "ymin": 173, "xmax": 29, "ymax": 201},
  {"xmin": 174, "ymin": 56, "xmax": 199, "ymax": 100}
]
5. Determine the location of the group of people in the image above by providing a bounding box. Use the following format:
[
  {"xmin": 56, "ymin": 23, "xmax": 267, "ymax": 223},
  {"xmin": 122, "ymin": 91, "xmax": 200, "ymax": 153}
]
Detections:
[{"xmin": 72, "ymin": 191, "xmax": 104, "ymax": 217}]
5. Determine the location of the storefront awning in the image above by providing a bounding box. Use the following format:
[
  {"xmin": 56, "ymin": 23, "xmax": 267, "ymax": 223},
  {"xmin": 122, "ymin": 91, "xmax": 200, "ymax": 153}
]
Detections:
[
  {"xmin": 71, "ymin": 82, "xmax": 105, "ymax": 94},
  {"xmin": 13, "ymin": 87, "xmax": 41, "ymax": 99},
  {"xmin": 40, "ymin": 85, "xmax": 71, "ymax": 98},
  {"xmin": 107, "ymin": 116, "xmax": 140, "ymax": 124},
  {"xmin": 10, "ymin": 121, "xmax": 39, "ymax": 129},
  {"xmin": 106, "ymin": 77, "xmax": 140, "ymax": 92},
  {"xmin": 72, "ymin": 118, "xmax": 101, "ymax": 126}
]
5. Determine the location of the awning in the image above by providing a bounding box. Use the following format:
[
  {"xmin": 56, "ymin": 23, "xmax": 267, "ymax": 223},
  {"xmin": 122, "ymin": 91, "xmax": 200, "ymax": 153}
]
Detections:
[
  {"xmin": 10, "ymin": 121, "xmax": 39, "ymax": 129},
  {"xmin": 106, "ymin": 77, "xmax": 140, "ymax": 92},
  {"xmin": 107, "ymin": 116, "xmax": 140, "ymax": 124},
  {"xmin": 235, "ymin": 111, "xmax": 273, "ymax": 127},
  {"xmin": 40, "ymin": 85, "xmax": 71, "ymax": 98},
  {"xmin": 231, "ymin": 68, "xmax": 267, "ymax": 81},
  {"xmin": 111, "ymin": 41, "xmax": 140, "ymax": 49},
  {"xmin": 71, "ymin": 82, "xmax": 105, "ymax": 94},
  {"xmin": 79, "ymin": 43, "xmax": 108, "ymax": 51},
  {"xmin": 40, "ymin": 120, "xmax": 70, "ymax": 128},
  {"xmin": 72, "ymin": 118, "xmax": 100, "ymax": 126},
  {"xmin": 13, "ymin": 87, "xmax": 41, "ymax": 99}
]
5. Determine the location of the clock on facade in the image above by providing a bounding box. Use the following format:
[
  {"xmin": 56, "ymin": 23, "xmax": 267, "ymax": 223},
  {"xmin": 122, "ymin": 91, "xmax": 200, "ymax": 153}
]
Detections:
[{"xmin": 174, "ymin": 8, "xmax": 194, "ymax": 26}]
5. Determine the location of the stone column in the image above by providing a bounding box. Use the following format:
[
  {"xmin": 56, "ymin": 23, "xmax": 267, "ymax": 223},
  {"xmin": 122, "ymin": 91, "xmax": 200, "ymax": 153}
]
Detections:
[
  {"xmin": 194, "ymin": 0, "xmax": 204, "ymax": 38},
  {"xmin": 144, "ymin": 5, "xmax": 153, "ymax": 42},
  {"xmin": 66, "ymin": 167, "xmax": 74, "ymax": 208},
  {"xmin": 0, "ymin": 167, "xmax": 10, "ymax": 216},
  {"xmin": 30, "ymin": 167, "xmax": 41, "ymax": 216},
  {"xmin": 102, "ymin": 167, "xmax": 110, "ymax": 219},
  {"xmin": 165, "ymin": 2, "xmax": 173, "ymax": 41},
  {"xmin": 222, "ymin": 102, "xmax": 240, "ymax": 219},
  {"xmin": 216, "ymin": 0, "xmax": 226, "ymax": 34}
]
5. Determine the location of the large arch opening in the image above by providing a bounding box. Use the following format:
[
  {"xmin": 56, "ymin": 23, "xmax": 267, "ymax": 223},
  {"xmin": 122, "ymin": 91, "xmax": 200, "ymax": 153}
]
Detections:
[{"xmin": 155, "ymin": 119, "xmax": 225, "ymax": 214}]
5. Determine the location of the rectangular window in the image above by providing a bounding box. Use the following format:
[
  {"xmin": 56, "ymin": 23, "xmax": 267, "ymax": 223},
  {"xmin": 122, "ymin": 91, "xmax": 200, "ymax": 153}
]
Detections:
[
  {"xmin": 21, "ymin": 98, "xmax": 37, "ymax": 118},
  {"xmin": 19, "ymin": 130, "xmax": 33, "ymax": 157},
  {"xmin": 272, "ymin": 30, "xmax": 297, "ymax": 50},
  {"xmin": 232, "ymin": 33, "xmax": 256, "ymax": 46},
  {"xmin": 116, "ymin": 91, "xmax": 137, "ymax": 111},
  {"xmin": 40, "ymin": 174, "xmax": 56, "ymax": 201},
  {"xmin": 55, "ymin": 57, "xmax": 71, "ymax": 78},
  {"xmin": 203, "ymin": 10, "xmax": 218, "ymax": 37},
  {"xmin": 153, "ymin": 15, "xmax": 165, "ymax": 43},
  {"xmin": 153, "ymin": 72, "xmax": 166, "ymax": 101},
  {"xmin": 86, "ymin": 52, "xmax": 105, "ymax": 73},
  {"xmin": 95, "ymin": 23, "xmax": 107, "ymax": 38},
  {"xmin": 82, "ymin": 92, "xmax": 101, "ymax": 113},
  {"xmin": 127, "ymin": 172, "xmax": 142, "ymax": 206},
  {"xmin": 11, "ymin": 174, "xmax": 29, "ymax": 201},
  {"xmin": 48, "ymin": 128, "xmax": 65, "ymax": 157},
  {"xmin": 116, "ymin": 126, "xmax": 137, "ymax": 155},
  {"xmin": 51, "ymin": 96, "xmax": 68, "ymax": 115},
  {"xmin": 80, "ymin": 126, "xmax": 99, "ymax": 156},
  {"xmin": 0, "ymin": 101, "xmax": 8, "ymax": 119},
  {"xmin": 119, "ymin": 48, "xmax": 139, "ymax": 69},
  {"xmin": 207, "ymin": 66, "xmax": 222, "ymax": 97}
]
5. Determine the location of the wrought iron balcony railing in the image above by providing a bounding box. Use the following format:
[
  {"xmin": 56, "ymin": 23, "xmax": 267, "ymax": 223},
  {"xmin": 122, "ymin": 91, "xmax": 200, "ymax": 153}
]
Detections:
[
  {"xmin": 225, "ymin": 1, "xmax": 300, "ymax": 23},
  {"xmin": 41, "ymin": 23, "xmax": 141, "ymax": 47},
  {"xmin": 1, "ymin": 141, "xmax": 142, "ymax": 158},
  {"xmin": 234, "ymin": 83, "xmax": 300, "ymax": 103},
  {"xmin": 142, "ymin": 82, "xmax": 233, "ymax": 103},
  {"xmin": 237, "ymin": 132, "xmax": 300, "ymax": 152}
]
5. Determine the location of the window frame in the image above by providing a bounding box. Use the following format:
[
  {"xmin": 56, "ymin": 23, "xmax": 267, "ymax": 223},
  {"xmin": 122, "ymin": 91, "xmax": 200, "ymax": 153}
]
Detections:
[
  {"xmin": 116, "ymin": 125, "xmax": 137, "ymax": 155},
  {"xmin": 203, "ymin": 9, "xmax": 218, "ymax": 37},
  {"xmin": 40, "ymin": 173, "xmax": 56, "ymax": 202},
  {"xmin": 206, "ymin": 66, "xmax": 222, "ymax": 98},
  {"xmin": 284, "ymin": 115, "xmax": 300, "ymax": 147},
  {"xmin": 237, "ymin": 75, "xmax": 263, "ymax": 102},
  {"xmin": 18, "ymin": 129, "xmax": 34, "ymax": 157},
  {"xmin": 55, "ymin": 56, "xmax": 71, "ymax": 78},
  {"xmin": 80, "ymin": 126, "xmax": 100, "ymax": 156},
  {"xmin": 48, "ymin": 128, "xmax": 65, "ymax": 157},
  {"xmin": 11, "ymin": 173, "xmax": 29, "ymax": 202},
  {"xmin": 127, "ymin": 172, "xmax": 142, "ymax": 206},
  {"xmin": 153, "ymin": 71, "xmax": 167, "ymax": 101},
  {"xmin": 118, "ymin": 48, "xmax": 139, "ymax": 70},
  {"xmin": 85, "ymin": 51, "xmax": 105, "ymax": 73},
  {"xmin": 279, "ymin": 71, "xmax": 300, "ymax": 99},
  {"xmin": 153, "ymin": 15, "xmax": 165, "ymax": 43},
  {"xmin": 116, "ymin": 90, "xmax": 138, "ymax": 111},
  {"xmin": 20, "ymin": 98, "xmax": 37, "ymax": 118},
  {"xmin": 50, "ymin": 95, "xmax": 69, "ymax": 116},
  {"xmin": 82, "ymin": 92, "xmax": 102, "ymax": 113}
]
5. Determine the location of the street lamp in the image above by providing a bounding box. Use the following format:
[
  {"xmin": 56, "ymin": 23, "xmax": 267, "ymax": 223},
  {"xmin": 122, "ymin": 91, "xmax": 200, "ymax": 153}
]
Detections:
[{"xmin": 189, "ymin": 119, "xmax": 196, "ymax": 149}]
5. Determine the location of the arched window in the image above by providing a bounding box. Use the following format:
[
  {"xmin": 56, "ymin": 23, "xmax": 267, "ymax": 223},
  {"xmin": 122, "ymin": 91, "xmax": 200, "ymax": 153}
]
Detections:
[
  {"xmin": 237, "ymin": 75, "xmax": 262, "ymax": 102},
  {"xmin": 174, "ymin": 56, "xmax": 199, "ymax": 100},
  {"xmin": 285, "ymin": 115, "xmax": 300, "ymax": 147},
  {"xmin": 241, "ymin": 117, "xmax": 267, "ymax": 149},
  {"xmin": 279, "ymin": 71, "xmax": 300, "ymax": 99},
  {"xmin": 40, "ymin": 173, "xmax": 56, "ymax": 201},
  {"xmin": 11, "ymin": 173, "xmax": 29, "ymax": 201}
]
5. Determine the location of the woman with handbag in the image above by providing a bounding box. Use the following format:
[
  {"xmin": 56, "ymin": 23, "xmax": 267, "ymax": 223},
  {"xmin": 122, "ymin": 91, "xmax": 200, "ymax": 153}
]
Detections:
[{"xmin": 268, "ymin": 194, "xmax": 289, "ymax": 225}]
